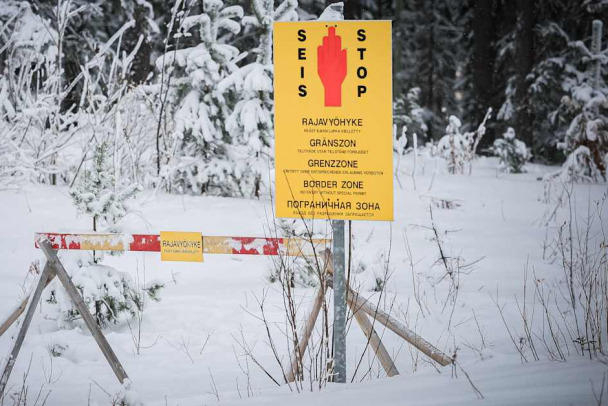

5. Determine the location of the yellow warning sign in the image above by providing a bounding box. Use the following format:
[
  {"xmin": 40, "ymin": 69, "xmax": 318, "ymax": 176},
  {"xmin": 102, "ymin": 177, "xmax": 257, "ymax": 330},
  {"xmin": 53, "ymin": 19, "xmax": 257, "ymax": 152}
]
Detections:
[
  {"xmin": 160, "ymin": 231, "xmax": 203, "ymax": 262},
  {"xmin": 273, "ymin": 20, "xmax": 393, "ymax": 221}
]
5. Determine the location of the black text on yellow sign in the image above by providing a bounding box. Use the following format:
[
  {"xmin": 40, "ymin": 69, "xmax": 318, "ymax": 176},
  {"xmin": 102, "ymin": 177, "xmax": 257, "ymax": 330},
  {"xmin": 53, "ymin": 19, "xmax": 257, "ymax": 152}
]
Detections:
[
  {"xmin": 160, "ymin": 231, "xmax": 203, "ymax": 262},
  {"xmin": 273, "ymin": 20, "xmax": 393, "ymax": 221}
]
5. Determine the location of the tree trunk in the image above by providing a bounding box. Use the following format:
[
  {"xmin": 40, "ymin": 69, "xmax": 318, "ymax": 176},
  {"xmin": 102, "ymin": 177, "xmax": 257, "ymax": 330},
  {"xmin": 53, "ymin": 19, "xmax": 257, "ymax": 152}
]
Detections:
[
  {"xmin": 472, "ymin": 0, "xmax": 494, "ymax": 133},
  {"xmin": 344, "ymin": 0, "xmax": 362, "ymax": 20},
  {"xmin": 126, "ymin": 4, "xmax": 153, "ymax": 85},
  {"xmin": 93, "ymin": 216, "xmax": 97, "ymax": 263},
  {"xmin": 393, "ymin": 0, "xmax": 404, "ymax": 100},
  {"xmin": 428, "ymin": 0, "xmax": 435, "ymax": 117},
  {"xmin": 514, "ymin": 0, "xmax": 535, "ymax": 151}
]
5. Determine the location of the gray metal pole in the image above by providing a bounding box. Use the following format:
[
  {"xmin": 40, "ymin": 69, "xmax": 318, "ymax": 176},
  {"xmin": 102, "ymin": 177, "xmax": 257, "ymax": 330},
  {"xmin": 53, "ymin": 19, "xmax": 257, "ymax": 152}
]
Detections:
[
  {"xmin": 317, "ymin": 1, "xmax": 347, "ymax": 384},
  {"xmin": 332, "ymin": 219, "xmax": 346, "ymax": 383}
]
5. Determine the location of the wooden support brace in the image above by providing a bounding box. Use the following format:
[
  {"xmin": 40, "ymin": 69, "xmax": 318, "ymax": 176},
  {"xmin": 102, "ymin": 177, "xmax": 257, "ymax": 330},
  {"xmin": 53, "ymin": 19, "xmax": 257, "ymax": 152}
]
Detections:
[
  {"xmin": 0, "ymin": 299, "xmax": 30, "ymax": 339},
  {"xmin": 325, "ymin": 260, "xmax": 452, "ymax": 367},
  {"xmin": 286, "ymin": 286, "xmax": 325, "ymax": 383},
  {"xmin": 347, "ymin": 299, "xmax": 399, "ymax": 377},
  {"xmin": 286, "ymin": 250, "xmax": 331, "ymax": 383},
  {"xmin": 287, "ymin": 249, "xmax": 401, "ymax": 382},
  {"xmin": 0, "ymin": 262, "xmax": 54, "ymax": 400},
  {"xmin": 321, "ymin": 275, "xmax": 400, "ymax": 377},
  {"xmin": 326, "ymin": 248, "xmax": 399, "ymax": 377},
  {"xmin": 348, "ymin": 289, "xmax": 452, "ymax": 366},
  {"xmin": 1, "ymin": 243, "xmax": 129, "ymax": 399},
  {"xmin": 37, "ymin": 240, "xmax": 129, "ymax": 384},
  {"xmin": 0, "ymin": 273, "xmax": 55, "ymax": 338}
]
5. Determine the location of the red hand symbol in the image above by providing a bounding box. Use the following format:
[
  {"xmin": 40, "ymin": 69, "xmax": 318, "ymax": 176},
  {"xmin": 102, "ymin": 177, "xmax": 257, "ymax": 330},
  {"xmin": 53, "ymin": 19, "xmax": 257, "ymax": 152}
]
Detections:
[{"xmin": 317, "ymin": 27, "xmax": 347, "ymax": 107}]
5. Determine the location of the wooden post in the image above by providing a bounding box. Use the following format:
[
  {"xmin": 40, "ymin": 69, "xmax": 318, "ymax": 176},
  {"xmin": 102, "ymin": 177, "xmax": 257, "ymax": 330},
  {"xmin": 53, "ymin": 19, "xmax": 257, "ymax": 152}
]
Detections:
[
  {"xmin": 286, "ymin": 249, "xmax": 331, "ymax": 383},
  {"xmin": 292, "ymin": 247, "xmax": 453, "ymax": 384},
  {"xmin": 38, "ymin": 241, "xmax": 129, "ymax": 383},
  {"xmin": 326, "ymin": 263, "xmax": 452, "ymax": 367},
  {"xmin": 347, "ymin": 299, "xmax": 399, "ymax": 377},
  {"xmin": 0, "ymin": 274, "xmax": 55, "ymax": 338},
  {"xmin": 286, "ymin": 287, "xmax": 325, "ymax": 383},
  {"xmin": 0, "ymin": 263, "xmax": 54, "ymax": 400},
  {"xmin": 288, "ymin": 248, "xmax": 398, "ymax": 380},
  {"xmin": 348, "ymin": 289, "xmax": 452, "ymax": 366}
]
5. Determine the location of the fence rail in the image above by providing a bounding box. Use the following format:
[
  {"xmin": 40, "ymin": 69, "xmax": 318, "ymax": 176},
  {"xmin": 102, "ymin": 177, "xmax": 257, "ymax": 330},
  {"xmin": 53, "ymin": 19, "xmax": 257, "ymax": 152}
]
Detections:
[{"xmin": 34, "ymin": 233, "xmax": 330, "ymax": 257}]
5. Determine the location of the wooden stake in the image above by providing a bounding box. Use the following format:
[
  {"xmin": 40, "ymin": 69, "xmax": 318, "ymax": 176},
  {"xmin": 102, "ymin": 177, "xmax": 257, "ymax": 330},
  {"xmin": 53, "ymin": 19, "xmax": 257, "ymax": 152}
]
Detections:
[
  {"xmin": 0, "ymin": 274, "xmax": 55, "ymax": 338},
  {"xmin": 286, "ymin": 286, "xmax": 325, "ymax": 383},
  {"xmin": 348, "ymin": 289, "xmax": 452, "ymax": 366},
  {"xmin": 286, "ymin": 250, "xmax": 331, "ymax": 383},
  {"xmin": 0, "ymin": 263, "xmax": 54, "ymax": 400},
  {"xmin": 326, "ymin": 262, "xmax": 452, "ymax": 367},
  {"xmin": 38, "ymin": 241, "xmax": 129, "ymax": 383},
  {"xmin": 347, "ymin": 298, "xmax": 399, "ymax": 377},
  {"xmin": 326, "ymin": 248, "xmax": 398, "ymax": 377},
  {"xmin": 0, "ymin": 298, "xmax": 32, "ymax": 339}
]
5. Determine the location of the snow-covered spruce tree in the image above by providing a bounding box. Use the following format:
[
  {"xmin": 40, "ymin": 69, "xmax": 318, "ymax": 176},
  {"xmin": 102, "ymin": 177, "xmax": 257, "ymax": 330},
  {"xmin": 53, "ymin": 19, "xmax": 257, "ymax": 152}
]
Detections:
[
  {"xmin": 492, "ymin": 127, "xmax": 530, "ymax": 173},
  {"xmin": 437, "ymin": 116, "xmax": 466, "ymax": 174},
  {"xmin": 219, "ymin": 0, "xmax": 298, "ymax": 198},
  {"xmin": 494, "ymin": 2, "xmax": 607, "ymax": 161},
  {"xmin": 70, "ymin": 142, "xmax": 141, "ymax": 233},
  {"xmin": 158, "ymin": 0, "xmax": 244, "ymax": 195},
  {"xmin": 555, "ymin": 21, "xmax": 607, "ymax": 182},
  {"xmin": 58, "ymin": 144, "xmax": 161, "ymax": 330},
  {"xmin": 44, "ymin": 255, "xmax": 165, "ymax": 329},
  {"xmin": 394, "ymin": 87, "xmax": 428, "ymax": 143},
  {"xmin": 45, "ymin": 264, "xmax": 144, "ymax": 329},
  {"xmin": 437, "ymin": 109, "xmax": 491, "ymax": 174}
]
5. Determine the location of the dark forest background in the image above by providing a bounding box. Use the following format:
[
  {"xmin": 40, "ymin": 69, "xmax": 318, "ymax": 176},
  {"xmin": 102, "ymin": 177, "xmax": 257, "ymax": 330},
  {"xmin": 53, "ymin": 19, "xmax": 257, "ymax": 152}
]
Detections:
[{"xmin": 2, "ymin": 0, "xmax": 607, "ymax": 164}]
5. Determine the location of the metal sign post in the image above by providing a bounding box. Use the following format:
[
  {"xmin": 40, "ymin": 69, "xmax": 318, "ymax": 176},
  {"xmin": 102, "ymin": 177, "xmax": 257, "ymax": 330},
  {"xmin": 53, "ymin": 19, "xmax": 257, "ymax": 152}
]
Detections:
[
  {"xmin": 332, "ymin": 219, "xmax": 346, "ymax": 382},
  {"xmin": 324, "ymin": 4, "xmax": 346, "ymax": 384},
  {"xmin": 285, "ymin": 248, "xmax": 452, "ymax": 383},
  {"xmin": 273, "ymin": 3, "xmax": 393, "ymax": 383}
]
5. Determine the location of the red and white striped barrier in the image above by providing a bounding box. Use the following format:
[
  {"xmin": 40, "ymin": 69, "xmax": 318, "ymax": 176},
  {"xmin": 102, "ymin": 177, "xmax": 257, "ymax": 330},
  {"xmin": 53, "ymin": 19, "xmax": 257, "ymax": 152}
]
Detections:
[{"xmin": 35, "ymin": 233, "xmax": 330, "ymax": 257}]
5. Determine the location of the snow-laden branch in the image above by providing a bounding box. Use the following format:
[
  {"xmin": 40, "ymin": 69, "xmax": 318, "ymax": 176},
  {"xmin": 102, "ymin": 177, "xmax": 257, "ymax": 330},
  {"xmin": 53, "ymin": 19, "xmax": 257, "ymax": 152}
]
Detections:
[{"xmin": 62, "ymin": 19, "xmax": 136, "ymax": 98}]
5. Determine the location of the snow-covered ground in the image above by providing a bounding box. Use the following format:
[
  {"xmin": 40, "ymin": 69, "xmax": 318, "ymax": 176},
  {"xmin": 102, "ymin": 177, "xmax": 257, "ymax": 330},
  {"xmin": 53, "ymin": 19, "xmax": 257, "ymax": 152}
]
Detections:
[{"xmin": 0, "ymin": 157, "xmax": 606, "ymax": 405}]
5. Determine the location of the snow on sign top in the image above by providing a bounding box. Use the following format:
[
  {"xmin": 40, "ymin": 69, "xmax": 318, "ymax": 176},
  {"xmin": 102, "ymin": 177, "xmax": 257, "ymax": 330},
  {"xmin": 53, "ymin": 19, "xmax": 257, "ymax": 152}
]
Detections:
[{"xmin": 273, "ymin": 20, "xmax": 393, "ymax": 221}]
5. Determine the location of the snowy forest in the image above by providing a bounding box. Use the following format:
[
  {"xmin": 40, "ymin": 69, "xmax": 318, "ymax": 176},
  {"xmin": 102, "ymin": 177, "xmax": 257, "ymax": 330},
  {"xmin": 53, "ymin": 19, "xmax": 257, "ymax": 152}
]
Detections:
[
  {"xmin": 0, "ymin": 0, "xmax": 607, "ymax": 405},
  {"xmin": 0, "ymin": 0, "xmax": 606, "ymax": 195}
]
